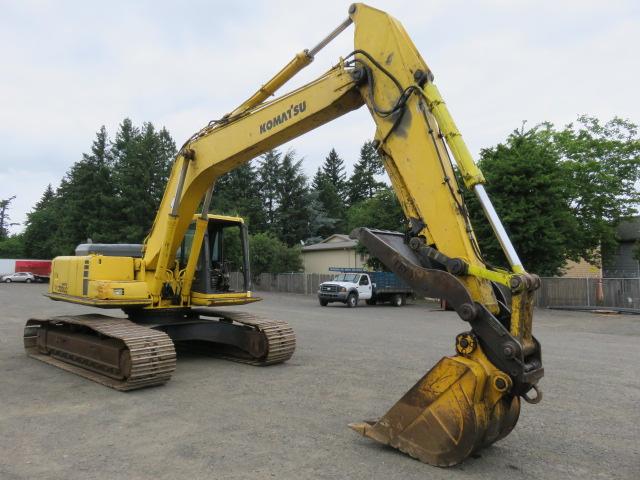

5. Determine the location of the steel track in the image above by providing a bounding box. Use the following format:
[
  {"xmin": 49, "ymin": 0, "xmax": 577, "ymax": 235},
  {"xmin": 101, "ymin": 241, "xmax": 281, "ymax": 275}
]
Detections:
[{"xmin": 24, "ymin": 315, "xmax": 176, "ymax": 391}]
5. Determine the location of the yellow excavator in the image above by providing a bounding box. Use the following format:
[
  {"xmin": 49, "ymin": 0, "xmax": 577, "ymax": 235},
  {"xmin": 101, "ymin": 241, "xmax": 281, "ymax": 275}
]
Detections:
[{"xmin": 24, "ymin": 3, "xmax": 543, "ymax": 467}]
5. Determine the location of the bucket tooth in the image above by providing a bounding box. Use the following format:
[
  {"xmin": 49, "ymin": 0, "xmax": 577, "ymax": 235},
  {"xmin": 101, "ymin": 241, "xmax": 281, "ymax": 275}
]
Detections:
[{"xmin": 350, "ymin": 355, "xmax": 520, "ymax": 467}]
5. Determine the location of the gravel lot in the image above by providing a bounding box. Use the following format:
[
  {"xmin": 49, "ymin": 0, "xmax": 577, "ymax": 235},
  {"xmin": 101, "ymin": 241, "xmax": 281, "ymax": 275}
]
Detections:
[{"xmin": 1, "ymin": 284, "xmax": 638, "ymax": 479}]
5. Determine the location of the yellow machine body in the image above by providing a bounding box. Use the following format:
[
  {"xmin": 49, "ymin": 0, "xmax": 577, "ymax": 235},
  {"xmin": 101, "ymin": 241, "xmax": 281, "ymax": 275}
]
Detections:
[
  {"xmin": 49, "ymin": 255, "xmax": 150, "ymax": 307},
  {"xmin": 47, "ymin": 214, "xmax": 257, "ymax": 309},
  {"xmin": 42, "ymin": 3, "xmax": 543, "ymax": 467}
]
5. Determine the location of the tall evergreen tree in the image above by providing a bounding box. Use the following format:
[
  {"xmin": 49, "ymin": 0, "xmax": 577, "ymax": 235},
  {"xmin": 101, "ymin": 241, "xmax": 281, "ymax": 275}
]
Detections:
[
  {"xmin": 321, "ymin": 148, "xmax": 347, "ymax": 196},
  {"xmin": 0, "ymin": 195, "xmax": 17, "ymax": 240},
  {"xmin": 23, "ymin": 184, "xmax": 59, "ymax": 258},
  {"xmin": 211, "ymin": 161, "xmax": 267, "ymax": 231},
  {"xmin": 38, "ymin": 184, "xmax": 55, "ymax": 205},
  {"xmin": 313, "ymin": 175, "xmax": 345, "ymax": 237},
  {"xmin": 311, "ymin": 148, "xmax": 349, "ymax": 235},
  {"xmin": 111, "ymin": 118, "xmax": 141, "ymax": 240},
  {"xmin": 310, "ymin": 166, "xmax": 339, "ymax": 237},
  {"xmin": 257, "ymin": 150, "xmax": 282, "ymax": 230},
  {"xmin": 348, "ymin": 140, "xmax": 385, "ymax": 204},
  {"xmin": 23, "ymin": 120, "xmax": 178, "ymax": 256},
  {"xmin": 305, "ymin": 190, "xmax": 339, "ymax": 244},
  {"xmin": 275, "ymin": 151, "xmax": 311, "ymax": 246},
  {"xmin": 53, "ymin": 126, "xmax": 119, "ymax": 252},
  {"xmin": 311, "ymin": 167, "xmax": 325, "ymax": 190},
  {"xmin": 112, "ymin": 120, "xmax": 175, "ymax": 242},
  {"xmin": 152, "ymin": 127, "xmax": 176, "ymax": 206}
]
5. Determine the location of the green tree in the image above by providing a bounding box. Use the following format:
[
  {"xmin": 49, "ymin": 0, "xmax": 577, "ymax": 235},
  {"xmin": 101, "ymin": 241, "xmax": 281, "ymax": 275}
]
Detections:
[
  {"xmin": 305, "ymin": 190, "xmax": 339, "ymax": 244},
  {"xmin": 211, "ymin": 161, "xmax": 267, "ymax": 231},
  {"xmin": 0, "ymin": 234, "xmax": 25, "ymax": 258},
  {"xmin": 348, "ymin": 140, "xmax": 385, "ymax": 204},
  {"xmin": 311, "ymin": 148, "xmax": 350, "ymax": 236},
  {"xmin": 321, "ymin": 148, "xmax": 347, "ymax": 194},
  {"xmin": 466, "ymin": 117, "xmax": 639, "ymax": 275},
  {"xmin": 311, "ymin": 167, "xmax": 325, "ymax": 191},
  {"xmin": 346, "ymin": 187, "xmax": 405, "ymax": 233},
  {"xmin": 346, "ymin": 187, "xmax": 406, "ymax": 270},
  {"xmin": 312, "ymin": 174, "xmax": 345, "ymax": 237},
  {"xmin": 23, "ymin": 121, "xmax": 177, "ymax": 256},
  {"xmin": 249, "ymin": 232, "xmax": 302, "ymax": 277},
  {"xmin": 23, "ymin": 184, "xmax": 59, "ymax": 258},
  {"xmin": 275, "ymin": 151, "xmax": 311, "ymax": 246},
  {"xmin": 552, "ymin": 116, "xmax": 640, "ymax": 262},
  {"xmin": 0, "ymin": 195, "xmax": 17, "ymax": 240},
  {"xmin": 149, "ymin": 126, "xmax": 176, "ymax": 207},
  {"xmin": 52, "ymin": 126, "xmax": 119, "ymax": 253},
  {"xmin": 257, "ymin": 150, "xmax": 282, "ymax": 230},
  {"xmin": 467, "ymin": 126, "xmax": 578, "ymax": 276},
  {"xmin": 112, "ymin": 120, "xmax": 175, "ymax": 242}
]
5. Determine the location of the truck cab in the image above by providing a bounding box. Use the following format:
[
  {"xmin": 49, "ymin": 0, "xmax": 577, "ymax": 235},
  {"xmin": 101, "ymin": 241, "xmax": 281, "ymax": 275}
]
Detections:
[{"xmin": 318, "ymin": 272, "xmax": 373, "ymax": 307}]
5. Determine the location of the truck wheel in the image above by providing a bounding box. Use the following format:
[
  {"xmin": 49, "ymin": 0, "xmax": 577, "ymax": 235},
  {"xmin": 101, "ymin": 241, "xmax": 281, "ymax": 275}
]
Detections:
[
  {"xmin": 319, "ymin": 299, "xmax": 328, "ymax": 306},
  {"xmin": 392, "ymin": 294, "xmax": 406, "ymax": 307},
  {"xmin": 365, "ymin": 298, "xmax": 376, "ymax": 306},
  {"xmin": 346, "ymin": 293, "xmax": 358, "ymax": 308},
  {"xmin": 25, "ymin": 279, "xmax": 32, "ymax": 284}
]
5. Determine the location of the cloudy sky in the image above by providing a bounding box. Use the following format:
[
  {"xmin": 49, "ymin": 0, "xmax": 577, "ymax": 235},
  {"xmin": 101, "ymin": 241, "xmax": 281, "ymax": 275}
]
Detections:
[{"xmin": 1, "ymin": 0, "xmax": 638, "ymax": 233}]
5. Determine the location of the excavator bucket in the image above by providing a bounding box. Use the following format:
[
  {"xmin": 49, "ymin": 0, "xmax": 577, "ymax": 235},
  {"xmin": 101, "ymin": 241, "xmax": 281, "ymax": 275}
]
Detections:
[
  {"xmin": 348, "ymin": 228, "xmax": 537, "ymax": 466},
  {"xmin": 349, "ymin": 354, "xmax": 520, "ymax": 467}
]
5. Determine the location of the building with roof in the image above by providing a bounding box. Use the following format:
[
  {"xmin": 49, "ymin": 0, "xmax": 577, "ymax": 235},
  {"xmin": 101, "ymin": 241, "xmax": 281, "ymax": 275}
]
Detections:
[
  {"xmin": 301, "ymin": 234, "xmax": 368, "ymax": 274},
  {"xmin": 561, "ymin": 258, "xmax": 602, "ymax": 278},
  {"xmin": 603, "ymin": 216, "xmax": 640, "ymax": 278}
]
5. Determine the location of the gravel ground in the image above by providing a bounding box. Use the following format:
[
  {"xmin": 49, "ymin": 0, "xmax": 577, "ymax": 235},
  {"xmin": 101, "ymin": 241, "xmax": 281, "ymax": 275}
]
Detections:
[{"xmin": 0, "ymin": 284, "xmax": 638, "ymax": 479}]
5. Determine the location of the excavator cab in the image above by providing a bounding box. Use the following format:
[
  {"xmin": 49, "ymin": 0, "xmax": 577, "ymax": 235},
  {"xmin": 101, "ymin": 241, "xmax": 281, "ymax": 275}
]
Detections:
[{"xmin": 177, "ymin": 215, "xmax": 251, "ymax": 295}]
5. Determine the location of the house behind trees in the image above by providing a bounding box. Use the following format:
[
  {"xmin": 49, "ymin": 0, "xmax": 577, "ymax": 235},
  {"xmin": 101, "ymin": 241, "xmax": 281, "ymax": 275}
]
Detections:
[{"xmin": 301, "ymin": 234, "xmax": 367, "ymax": 274}]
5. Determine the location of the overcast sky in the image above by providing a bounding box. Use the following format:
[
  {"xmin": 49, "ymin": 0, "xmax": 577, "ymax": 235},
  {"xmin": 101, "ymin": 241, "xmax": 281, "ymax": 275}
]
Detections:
[{"xmin": 1, "ymin": 0, "xmax": 638, "ymax": 234}]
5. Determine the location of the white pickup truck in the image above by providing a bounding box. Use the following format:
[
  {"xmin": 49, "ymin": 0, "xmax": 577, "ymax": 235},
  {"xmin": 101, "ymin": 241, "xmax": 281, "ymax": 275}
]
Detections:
[{"xmin": 317, "ymin": 269, "xmax": 414, "ymax": 307}]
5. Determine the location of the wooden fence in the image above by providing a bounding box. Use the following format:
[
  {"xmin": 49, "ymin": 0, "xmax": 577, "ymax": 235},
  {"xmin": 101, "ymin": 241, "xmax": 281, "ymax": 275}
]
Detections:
[{"xmin": 230, "ymin": 272, "xmax": 640, "ymax": 309}]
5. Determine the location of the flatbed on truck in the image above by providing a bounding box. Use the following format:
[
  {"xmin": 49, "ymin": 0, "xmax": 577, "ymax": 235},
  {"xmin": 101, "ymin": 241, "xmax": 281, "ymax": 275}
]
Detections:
[{"xmin": 365, "ymin": 270, "xmax": 414, "ymax": 306}]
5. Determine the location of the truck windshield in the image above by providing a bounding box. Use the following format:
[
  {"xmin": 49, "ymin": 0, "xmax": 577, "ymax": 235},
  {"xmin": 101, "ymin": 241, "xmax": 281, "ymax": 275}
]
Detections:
[{"xmin": 332, "ymin": 274, "xmax": 359, "ymax": 283}]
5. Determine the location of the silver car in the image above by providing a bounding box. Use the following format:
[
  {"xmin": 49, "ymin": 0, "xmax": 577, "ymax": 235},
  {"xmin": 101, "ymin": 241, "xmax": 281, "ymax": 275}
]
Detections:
[{"xmin": 1, "ymin": 272, "xmax": 36, "ymax": 283}]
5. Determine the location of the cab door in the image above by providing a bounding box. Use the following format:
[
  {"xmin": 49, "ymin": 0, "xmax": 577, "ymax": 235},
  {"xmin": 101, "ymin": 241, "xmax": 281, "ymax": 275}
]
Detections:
[{"xmin": 357, "ymin": 274, "xmax": 373, "ymax": 299}]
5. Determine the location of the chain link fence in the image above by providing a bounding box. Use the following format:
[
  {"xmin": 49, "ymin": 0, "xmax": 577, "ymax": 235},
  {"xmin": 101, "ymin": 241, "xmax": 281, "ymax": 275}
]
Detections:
[
  {"xmin": 231, "ymin": 272, "xmax": 640, "ymax": 309},
  {"xmin": 535, "ymin": 277, "xmax": 640, "ymax": 309},
  {"xmin": 229, "ymin": 272, "xmax": 333, "ymax": 295}
]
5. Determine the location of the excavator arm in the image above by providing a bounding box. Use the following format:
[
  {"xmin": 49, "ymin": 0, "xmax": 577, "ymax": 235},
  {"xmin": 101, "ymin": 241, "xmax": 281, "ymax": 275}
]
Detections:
[{"xmin": 138, "ymin": 3, "xmax": 543, "ymax": 466}]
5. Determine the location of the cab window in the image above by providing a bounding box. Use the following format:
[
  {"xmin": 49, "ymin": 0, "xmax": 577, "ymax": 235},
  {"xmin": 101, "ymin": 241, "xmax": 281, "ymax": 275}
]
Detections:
[
  {"xmin": 359, "ymin": 275, "xmax": 369, "ymax": 286},
  {"xmin": 176, "ymin": 224, "xmax": 196, "ymax": 267}
]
